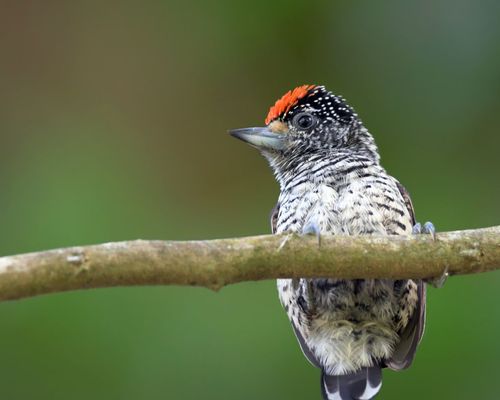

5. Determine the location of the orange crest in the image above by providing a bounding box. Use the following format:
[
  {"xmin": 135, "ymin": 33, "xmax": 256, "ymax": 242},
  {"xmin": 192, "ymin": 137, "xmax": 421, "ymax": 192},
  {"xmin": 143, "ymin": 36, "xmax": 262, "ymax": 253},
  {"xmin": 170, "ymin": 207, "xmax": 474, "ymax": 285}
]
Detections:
[{"xmin": 265, "ymin": 84, "xmax": 317, "ymax": 125}]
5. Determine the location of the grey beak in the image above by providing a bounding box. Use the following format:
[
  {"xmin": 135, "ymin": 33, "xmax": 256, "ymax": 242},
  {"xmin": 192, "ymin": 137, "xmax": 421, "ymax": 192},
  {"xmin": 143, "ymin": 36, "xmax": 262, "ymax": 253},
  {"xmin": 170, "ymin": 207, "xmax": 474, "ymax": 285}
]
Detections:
[{"xmin": 229, "ymin": 127, "xmax": 286, "ymax": 151}]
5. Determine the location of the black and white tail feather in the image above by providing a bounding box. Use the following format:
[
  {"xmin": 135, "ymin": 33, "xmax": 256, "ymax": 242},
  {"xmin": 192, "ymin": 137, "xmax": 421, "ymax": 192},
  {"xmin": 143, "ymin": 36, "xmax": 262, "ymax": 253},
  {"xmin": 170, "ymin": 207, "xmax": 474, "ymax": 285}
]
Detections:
[{"xmin": 321, "ymin": 367, "xmax": 382, "ymax": 400}]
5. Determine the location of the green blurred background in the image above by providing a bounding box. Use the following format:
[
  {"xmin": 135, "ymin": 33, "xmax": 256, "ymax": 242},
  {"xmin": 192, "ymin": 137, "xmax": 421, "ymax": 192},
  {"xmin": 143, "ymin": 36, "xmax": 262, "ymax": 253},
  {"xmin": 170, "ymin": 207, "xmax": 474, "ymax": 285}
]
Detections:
[{"xmin": 0, "ymin": 1, "xmax": 499, "ymax": 399}]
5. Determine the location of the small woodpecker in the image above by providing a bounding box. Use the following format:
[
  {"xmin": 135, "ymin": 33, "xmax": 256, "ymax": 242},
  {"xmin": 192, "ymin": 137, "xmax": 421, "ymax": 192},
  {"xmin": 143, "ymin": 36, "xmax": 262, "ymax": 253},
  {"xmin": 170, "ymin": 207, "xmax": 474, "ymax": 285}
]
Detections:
[{"xmin": 230, "ymin": 85, "xmax": 434, "ymax": 400}]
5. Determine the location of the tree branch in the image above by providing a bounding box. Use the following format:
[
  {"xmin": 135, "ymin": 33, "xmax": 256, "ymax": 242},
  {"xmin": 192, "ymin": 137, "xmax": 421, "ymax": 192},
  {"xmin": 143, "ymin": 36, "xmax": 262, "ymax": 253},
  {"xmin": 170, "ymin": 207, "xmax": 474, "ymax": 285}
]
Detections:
[{"xmin": 0, "ymin": 226, "xmax": 498, "ymax": 302}]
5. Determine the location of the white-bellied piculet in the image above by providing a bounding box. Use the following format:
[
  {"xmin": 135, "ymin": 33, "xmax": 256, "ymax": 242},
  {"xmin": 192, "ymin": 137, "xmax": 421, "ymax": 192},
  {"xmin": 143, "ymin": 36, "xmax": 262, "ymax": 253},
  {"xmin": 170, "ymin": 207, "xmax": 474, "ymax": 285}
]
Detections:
[{"xmin": 230, "ymin": 85, "xmax": 437, "ymax": 400}]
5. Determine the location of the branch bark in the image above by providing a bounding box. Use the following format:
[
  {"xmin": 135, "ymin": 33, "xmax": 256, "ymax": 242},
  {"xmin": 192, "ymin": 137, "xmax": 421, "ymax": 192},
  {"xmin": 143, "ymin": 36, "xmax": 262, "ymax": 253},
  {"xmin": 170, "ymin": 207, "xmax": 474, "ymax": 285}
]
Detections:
[{"xmin": 0, "ymin": 226, "xmax": 498, "ymax": 302}]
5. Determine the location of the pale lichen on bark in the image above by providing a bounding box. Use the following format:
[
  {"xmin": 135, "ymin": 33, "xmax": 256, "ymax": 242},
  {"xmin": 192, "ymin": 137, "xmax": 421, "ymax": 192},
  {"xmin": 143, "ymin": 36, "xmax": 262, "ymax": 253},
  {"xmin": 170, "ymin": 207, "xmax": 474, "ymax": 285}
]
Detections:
[{"xmin": 0, "ymin": 226, "xmax": 498, "ymax": 301}]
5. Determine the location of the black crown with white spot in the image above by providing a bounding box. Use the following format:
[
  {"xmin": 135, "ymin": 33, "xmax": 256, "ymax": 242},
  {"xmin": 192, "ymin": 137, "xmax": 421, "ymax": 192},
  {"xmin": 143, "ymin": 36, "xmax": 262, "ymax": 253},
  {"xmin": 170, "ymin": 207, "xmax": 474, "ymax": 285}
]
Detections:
[{"xmin": 283, "ymin": 86, "xmax": 359, "ymax": 126}]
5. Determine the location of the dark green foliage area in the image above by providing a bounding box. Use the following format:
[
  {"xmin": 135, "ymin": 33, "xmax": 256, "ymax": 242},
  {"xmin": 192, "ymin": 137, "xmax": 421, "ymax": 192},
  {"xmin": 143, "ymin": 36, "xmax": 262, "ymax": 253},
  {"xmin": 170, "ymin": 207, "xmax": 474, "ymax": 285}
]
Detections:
[{"xmin": 0, "ymin": 1, "xmax": 498, "ymax": 399}]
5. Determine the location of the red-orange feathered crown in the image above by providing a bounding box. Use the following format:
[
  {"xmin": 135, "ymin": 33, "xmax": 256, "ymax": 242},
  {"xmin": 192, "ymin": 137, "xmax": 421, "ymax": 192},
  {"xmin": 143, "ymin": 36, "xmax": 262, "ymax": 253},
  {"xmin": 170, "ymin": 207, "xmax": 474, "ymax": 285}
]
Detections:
[{"xmin": 265, "ymin": 85, "xmax": 317, "ymax": 125}]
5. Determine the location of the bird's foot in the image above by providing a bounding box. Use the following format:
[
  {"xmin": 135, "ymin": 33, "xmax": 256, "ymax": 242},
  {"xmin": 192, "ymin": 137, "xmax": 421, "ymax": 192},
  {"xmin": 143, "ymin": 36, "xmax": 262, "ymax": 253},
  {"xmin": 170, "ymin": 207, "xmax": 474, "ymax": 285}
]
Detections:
[
  {"xmin": 301, "ymin": 219, "xmax": 322, "ymax": 248},
  {"xmin": 413, "ymin": 221, "xmax": 448, "ymax": 288},
  {"xmin": 412, "ymin": 221, "xmax": 436, "ymax": 239}
]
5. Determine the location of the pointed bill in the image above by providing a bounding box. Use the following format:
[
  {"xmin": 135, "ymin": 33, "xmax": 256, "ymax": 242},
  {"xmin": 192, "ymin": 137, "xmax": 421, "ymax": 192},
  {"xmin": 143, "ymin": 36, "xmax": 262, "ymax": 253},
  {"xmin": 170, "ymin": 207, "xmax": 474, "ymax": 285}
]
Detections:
[{"xmin": 229, "ymin": 127, "xmax": 286, "ymax": 151}]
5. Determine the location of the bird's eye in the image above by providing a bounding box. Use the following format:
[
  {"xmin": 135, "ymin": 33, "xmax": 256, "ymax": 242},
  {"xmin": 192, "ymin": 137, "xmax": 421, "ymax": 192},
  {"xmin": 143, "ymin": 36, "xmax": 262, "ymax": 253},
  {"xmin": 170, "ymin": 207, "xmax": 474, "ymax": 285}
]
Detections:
[{"xmin": 293, "ymin": 113, "xmax": 316, "ymax": 130}]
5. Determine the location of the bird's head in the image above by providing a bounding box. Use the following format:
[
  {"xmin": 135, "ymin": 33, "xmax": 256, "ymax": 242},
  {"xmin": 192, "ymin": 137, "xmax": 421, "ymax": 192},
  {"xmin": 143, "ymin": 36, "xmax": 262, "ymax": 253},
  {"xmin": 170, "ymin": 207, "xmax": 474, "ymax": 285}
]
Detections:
[{"xmin": 230, "ymin": 85, "xmax": 379, "ymax": 167}]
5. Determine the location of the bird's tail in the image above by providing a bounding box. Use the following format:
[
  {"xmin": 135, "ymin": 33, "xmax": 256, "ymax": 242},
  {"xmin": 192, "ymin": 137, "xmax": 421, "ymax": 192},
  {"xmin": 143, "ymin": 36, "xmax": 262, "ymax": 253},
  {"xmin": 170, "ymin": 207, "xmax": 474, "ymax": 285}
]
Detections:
[{"xmin": 321, "ymin": 366, "xmax": 382, "ymax": 400}]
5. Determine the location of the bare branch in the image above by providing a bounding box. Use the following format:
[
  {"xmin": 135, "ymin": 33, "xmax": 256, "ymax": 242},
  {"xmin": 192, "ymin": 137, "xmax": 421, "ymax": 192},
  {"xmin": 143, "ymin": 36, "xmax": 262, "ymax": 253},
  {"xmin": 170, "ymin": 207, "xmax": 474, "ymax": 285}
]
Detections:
[{"xmin": 0, "ymin": 226, "xmax": 498, "ymax": 301}]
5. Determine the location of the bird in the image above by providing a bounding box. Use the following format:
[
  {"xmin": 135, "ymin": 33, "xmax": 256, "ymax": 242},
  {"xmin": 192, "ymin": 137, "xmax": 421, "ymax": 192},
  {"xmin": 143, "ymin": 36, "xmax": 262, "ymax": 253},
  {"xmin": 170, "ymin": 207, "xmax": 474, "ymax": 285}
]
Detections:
[{"xmin": 229, "ymin": 84, "xmax": 436, "ymax": 400}]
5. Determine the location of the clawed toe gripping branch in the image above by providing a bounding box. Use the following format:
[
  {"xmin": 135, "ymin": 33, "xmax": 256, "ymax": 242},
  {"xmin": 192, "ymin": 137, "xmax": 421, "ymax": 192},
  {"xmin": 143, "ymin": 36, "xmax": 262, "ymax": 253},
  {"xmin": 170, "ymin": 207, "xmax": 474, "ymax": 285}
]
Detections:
[{"xmin": 0, "ymin": 226, "xmax": 498, "ymax": 302}]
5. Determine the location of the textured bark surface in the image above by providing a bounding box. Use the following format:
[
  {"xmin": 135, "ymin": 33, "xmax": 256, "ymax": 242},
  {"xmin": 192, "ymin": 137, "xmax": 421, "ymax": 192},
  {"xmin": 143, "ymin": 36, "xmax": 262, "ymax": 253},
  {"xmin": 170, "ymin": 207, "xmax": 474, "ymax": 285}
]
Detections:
[{"xmin": 0, "ymin": 226, "xmax": 498, "ymax": 301}]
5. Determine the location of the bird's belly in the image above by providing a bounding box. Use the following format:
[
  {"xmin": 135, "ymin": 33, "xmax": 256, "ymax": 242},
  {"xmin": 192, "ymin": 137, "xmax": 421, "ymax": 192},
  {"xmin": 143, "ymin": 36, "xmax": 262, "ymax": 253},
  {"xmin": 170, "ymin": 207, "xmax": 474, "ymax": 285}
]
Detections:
[{"xmin": 278, "ymin": 277, "xmax": 406, "ymax": 374}]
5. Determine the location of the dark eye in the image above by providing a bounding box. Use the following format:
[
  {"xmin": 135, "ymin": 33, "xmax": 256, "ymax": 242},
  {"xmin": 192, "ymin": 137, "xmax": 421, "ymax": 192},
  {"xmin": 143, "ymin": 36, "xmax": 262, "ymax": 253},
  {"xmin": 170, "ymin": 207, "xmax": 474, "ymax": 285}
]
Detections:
[{"xmin": 293, "ymin": 112, "xmax": 316, "ymax": 130}]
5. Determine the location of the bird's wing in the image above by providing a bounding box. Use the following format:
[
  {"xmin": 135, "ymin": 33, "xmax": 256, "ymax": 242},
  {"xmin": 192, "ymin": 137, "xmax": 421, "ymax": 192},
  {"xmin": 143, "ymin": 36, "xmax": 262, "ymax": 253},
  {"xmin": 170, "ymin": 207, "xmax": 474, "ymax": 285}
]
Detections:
[
  {"xmin": 386, "ymin": 281, "xmax": 426, "ymax": 370},
  {"xmin": 386, "ymin": 182, "xmax": 426, "ymax": 370},
  {"xmin": 270, "ymin": 202, "xmax": 280, "ymax": 234},
  {"xmin": 291, "ymin": 322, "xmax": 322, "ymax": 368},
  {"xmin": 395, "ymin": 181, "xmax": 416, "ymax": 225}
]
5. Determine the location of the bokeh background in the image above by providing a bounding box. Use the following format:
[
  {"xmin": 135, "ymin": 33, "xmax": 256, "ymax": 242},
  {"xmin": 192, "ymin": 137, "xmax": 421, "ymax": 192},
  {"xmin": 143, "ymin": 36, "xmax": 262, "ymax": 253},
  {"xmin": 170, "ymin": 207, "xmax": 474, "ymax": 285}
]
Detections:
[{"xmin": 0, "ymin": 1, "xmax": 499, "ymax": 399}]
